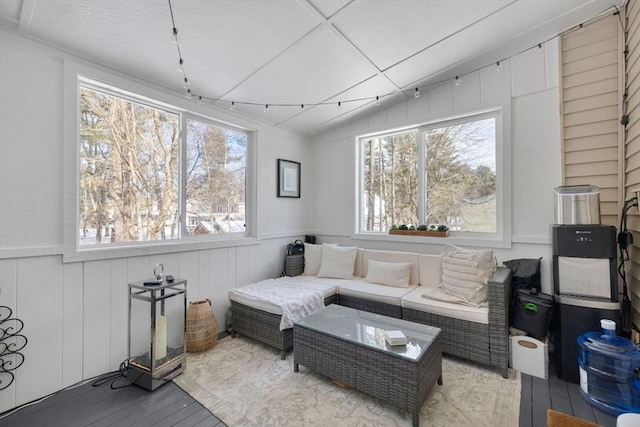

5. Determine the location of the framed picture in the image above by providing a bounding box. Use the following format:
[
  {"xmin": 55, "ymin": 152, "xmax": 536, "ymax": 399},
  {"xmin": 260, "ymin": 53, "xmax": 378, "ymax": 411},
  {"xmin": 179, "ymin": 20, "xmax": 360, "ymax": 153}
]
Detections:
[{"xmin": 277, "ymin": 159, "xmax": 300, "ymax": 198}]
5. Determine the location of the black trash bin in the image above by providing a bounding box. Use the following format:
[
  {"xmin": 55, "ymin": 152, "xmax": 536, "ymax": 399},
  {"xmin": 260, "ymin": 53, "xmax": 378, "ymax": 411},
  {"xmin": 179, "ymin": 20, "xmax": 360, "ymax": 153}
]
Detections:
[{"xmin": 511, "ymin": 289, "xmax": 554, "ymax": 340}]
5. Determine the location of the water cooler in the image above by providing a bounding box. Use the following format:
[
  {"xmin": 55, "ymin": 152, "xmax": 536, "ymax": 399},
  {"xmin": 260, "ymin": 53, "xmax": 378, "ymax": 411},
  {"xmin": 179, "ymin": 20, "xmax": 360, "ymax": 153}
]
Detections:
[{"xmin": 552, "ymin": 186, "xmax": 620, "ymax": 384}]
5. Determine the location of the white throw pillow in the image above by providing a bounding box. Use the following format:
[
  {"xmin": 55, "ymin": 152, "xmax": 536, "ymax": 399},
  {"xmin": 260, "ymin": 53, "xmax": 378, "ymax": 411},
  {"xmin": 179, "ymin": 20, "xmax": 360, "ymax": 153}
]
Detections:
[
  {"xmin": 302, "ymin": 243, "xmax": 323, "ymax": 275},
  {"xmin": 317, "ymin": 244, "xmax": 358, "ymax": 279},
  {"xmin": 440, "ymin": 245, "xmax": 496, "ymax": 305},
  {"xmin": 365, "ymin": 259, "xmax": 412, "ymax": 288}
]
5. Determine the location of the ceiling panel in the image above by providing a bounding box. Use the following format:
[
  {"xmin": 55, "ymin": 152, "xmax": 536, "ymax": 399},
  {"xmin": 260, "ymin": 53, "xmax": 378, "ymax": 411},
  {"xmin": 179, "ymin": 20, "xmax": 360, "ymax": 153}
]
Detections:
[
  {"xmin": 331, "ymin": 0, "xmax": 512, "ymax": 71},
  {"xmin": 221, "ymin": 24, "xmax": 379, "ymax": 105}
]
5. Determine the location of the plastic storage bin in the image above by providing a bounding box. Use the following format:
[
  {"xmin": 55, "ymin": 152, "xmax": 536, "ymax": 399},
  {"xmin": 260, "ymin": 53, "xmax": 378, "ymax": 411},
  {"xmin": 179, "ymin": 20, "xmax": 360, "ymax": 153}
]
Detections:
[
  {"xmin": 511, "ymin": 289, "xmax": 553, "ymax": 340},
  {"xmin": 578, "ymin": 319, "xmax": 640, "ymax": 416}
]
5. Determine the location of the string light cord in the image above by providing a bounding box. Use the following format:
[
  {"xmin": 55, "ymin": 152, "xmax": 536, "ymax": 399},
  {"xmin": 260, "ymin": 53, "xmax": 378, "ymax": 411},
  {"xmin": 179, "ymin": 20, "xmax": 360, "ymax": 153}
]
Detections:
[
  {"xmin": 167, "ymin": 1, "xmax": 621, "ymax": 111},
  {"xmin": 618, "ymin": 196, "xmax": 638, "ymax": 335}
]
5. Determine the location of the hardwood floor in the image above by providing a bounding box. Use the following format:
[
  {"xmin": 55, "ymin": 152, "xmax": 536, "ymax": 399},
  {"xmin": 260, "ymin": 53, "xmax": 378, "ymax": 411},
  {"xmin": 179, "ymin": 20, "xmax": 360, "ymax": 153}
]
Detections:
[
  {"xmin": 0, "ymin": 377, "xmax": 225, "ymax": 427},
  {"xmin": 1, "ymin": 360, "xmax": 621, "ymax": 427},
  {"xmin": 519, "ymin": 362, "xmax": 617, "ymax": 427}
]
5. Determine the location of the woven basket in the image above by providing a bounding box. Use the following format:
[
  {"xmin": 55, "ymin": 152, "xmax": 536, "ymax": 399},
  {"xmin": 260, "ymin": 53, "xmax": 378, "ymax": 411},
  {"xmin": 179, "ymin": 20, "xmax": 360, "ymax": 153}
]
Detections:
[
  {"xmin": 285, "ymin": 254, "xmax": 304, "ymax": 276},
  {"xmin": 186, "ymin": 299, "xmax": 218, "ymax": 353}
]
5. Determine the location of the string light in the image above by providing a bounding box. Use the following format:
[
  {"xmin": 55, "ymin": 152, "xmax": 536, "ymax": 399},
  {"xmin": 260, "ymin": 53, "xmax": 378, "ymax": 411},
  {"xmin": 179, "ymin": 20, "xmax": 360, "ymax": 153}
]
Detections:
[
  {"xmin": 172, "ymin": 27, "xmax": 179, "ymax": 44},
  {"xmin": 166, "ymin": 0, "xmax": 614, "ymax": 113}
]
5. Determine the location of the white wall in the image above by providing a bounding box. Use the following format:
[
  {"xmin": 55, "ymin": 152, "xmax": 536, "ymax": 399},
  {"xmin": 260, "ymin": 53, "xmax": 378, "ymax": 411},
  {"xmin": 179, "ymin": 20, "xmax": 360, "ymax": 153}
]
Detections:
[
  {"xmin": 310, "ymin": 40, "xmax": 563, "ymax": 293},
  {"xmin": 0, "ymin": 29, "xmax": 312, "ymax": 411}
]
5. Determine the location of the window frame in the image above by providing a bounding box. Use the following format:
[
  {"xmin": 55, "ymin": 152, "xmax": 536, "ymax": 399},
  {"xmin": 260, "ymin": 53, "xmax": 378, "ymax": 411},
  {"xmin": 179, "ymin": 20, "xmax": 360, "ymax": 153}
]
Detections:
[
  {"xmin": 354, "ymin": 107, "xmax": 510, "ymax": 248},
  {"xmin": 63, "ymin": 62, "xmax": 257, "ymax": 262}
]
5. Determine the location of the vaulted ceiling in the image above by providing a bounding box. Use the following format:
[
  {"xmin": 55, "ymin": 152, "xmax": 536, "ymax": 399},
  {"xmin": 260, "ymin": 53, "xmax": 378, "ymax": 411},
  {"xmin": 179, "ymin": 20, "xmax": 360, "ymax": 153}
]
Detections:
[{"xmin": 0, "ymin": 0, "xmax": 626, "ymax": 136}]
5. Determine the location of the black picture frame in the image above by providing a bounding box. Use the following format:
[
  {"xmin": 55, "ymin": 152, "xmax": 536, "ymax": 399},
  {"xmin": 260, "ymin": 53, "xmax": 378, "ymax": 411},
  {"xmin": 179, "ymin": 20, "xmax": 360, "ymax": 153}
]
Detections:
[{"xmin": 277, "ymin": 159, "xmax": 300, "ymax": 198}]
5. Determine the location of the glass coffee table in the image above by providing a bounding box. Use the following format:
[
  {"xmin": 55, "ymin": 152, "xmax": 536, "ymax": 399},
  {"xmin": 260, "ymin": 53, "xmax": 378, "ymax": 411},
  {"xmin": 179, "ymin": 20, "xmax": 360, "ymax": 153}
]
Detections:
[{"xmin": 293, "ymin": 304, "xmax": 442, "ymax": 427}]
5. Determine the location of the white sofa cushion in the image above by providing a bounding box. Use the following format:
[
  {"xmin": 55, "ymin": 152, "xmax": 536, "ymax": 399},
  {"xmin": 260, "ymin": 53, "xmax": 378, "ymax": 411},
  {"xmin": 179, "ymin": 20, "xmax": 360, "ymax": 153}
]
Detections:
[
  {"xmin": 338, "ymin": 279, "xmax": 416, "ymax": 306},
  {"xmin": 303, "ymin": 242, "xmax": 338, "ymax": 275},
  {"xmin": 400, "ymin": 286, "xmax": 489, "ymax": 324},
  {"xmin": 361, "ymin": 249, "xmax": 420, "ymax": 285},
  {"xmin": 317, "ymin": 244, "xmax": 358, "ymax": 279},
  {"xmin": 229, "ymin": 275, "xmax": 339, "ymax": 316},
  {"xmin": 419, "ymin": 254, "xmax": 442, "ymax": 288},
  {"xmin": 365, "ymin": 260, "xmax": 412, "ymax": 288}
]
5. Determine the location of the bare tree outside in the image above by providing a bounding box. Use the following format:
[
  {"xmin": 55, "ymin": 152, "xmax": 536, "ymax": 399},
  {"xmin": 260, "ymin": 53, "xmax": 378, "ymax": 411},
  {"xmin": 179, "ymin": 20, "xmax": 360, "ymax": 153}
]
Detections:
[
  {"xmin": 361, "ymin": 116, "xmax": 496, "ymax": 232},
  {"xmin": 186, "ymin": 119, "xmax": 246, "ymax": 235},
  {"xmin": 79, "ymin": 85, "xmax": 247, "ymax": 246},
  {"xmin": 80, "ymin": 87, "xmax": 179, "ymax": 245}
]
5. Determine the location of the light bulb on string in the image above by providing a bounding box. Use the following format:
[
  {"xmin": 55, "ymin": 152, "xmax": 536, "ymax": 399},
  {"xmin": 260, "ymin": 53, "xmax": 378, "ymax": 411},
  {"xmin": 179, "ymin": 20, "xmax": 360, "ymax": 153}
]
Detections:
[
  {"xmin": 538, "ymin": 43, "xmax": 543, "ymax": 52},
  {"xmin": 301, "ymin": 104, "xmax": 305, "ymax": 112},
  {"xmin": 264, "ymin": 104, "xmax": 269, "ymax": 113},
  {"xmin": 337, "ymin": 101, "xmax": 341, "ymax": 112},
  {"xmin": 414, "ymin": 88, "xmax": 420, "ymax": 98},
  {"xmin": 197, "ymin": 96, "xmax": 202, "ymax": 104},
  {"xmin": 376, "ymin": 96, "xmax": 380, "ymax": 106},
  {"xmin": 178, "ymin": 58, "xmax": 184, "ymax": 73},
  {"xmin": 455, "ymin": 76, "xmax": 461, "ymax": 86},
  {"xmin": 186, "ymin": 89, "xmax": 192, "ymax": 100},
  {"xmin": 183, "ymin": 77, "xmax": 189, "ymax": 89},
  {"xmin": 230, "ymin": 101, "xmax": 235, "ymax": 111},
  {"xmin": 578, "ymin": 23, "xmax": 584, "ymax": 34},
  {"xmin": 496, "ymin": 61, "xmax": 502, "ymax": 72},
  {"xmin": 172, "ymin": 27, "xmax": 179, "ymax": 44}
]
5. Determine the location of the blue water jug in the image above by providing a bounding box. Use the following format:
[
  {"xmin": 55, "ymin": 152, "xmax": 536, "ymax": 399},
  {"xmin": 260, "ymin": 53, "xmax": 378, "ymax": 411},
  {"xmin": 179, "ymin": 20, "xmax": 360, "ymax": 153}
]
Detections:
[{"xmin": 578, "ymin": 319, "xmax": 640, "ymax": 416}]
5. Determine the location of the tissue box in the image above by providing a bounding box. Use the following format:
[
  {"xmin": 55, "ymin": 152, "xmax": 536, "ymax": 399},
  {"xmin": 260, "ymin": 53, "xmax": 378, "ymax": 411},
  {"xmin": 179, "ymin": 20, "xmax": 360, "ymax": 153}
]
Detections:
[{"xmin": 510, "ymin": 335, "xmax": 548, "ymax": 379}]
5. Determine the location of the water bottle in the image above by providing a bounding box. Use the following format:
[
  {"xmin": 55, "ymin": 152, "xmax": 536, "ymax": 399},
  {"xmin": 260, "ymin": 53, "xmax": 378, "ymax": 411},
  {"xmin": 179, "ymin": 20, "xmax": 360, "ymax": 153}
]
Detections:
[{"xmin": 578, "ymin": 319, "xmax": 640, "ymax": 416}]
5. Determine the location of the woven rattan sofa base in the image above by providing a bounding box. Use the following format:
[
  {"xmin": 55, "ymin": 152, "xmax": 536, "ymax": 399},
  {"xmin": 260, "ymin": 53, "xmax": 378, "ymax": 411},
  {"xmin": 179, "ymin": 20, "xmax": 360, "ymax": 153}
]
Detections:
[
  {"xmin": 403, "ymin": 267, "xmax": 511, "ymax": 378},
  {"xmin": 230, "ymin": 295, "xmax": 337, "ymax": 359},
  {"xmin": 337, "ymin": 295, "xmax": 402, "ymax": 318},
  {"xmin": 293, "ymin": 318, "xmax": 442, "ymax": 427},
  {"xmin": 402, "ymin": 308, "xmax": 490, "ymax": 364}
]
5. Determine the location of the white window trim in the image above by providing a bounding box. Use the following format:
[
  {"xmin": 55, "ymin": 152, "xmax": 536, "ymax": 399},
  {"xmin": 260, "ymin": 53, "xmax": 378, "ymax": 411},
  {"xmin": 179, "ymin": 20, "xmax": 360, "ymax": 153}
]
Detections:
[
  {"xmin": 63, "ymin": 61, "xmax": 258, "ymax": 262},
  {"xmin": 353, "ymin": 107, "xmax": 512, "ymax": 249}
]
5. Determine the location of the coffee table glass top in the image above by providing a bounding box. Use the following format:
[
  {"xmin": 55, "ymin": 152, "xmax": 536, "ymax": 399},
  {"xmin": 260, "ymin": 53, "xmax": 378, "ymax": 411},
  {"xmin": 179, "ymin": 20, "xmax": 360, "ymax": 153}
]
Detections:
[{"xmin": 294, "ymin": 304, "xmax": 440, "ymax": 361}]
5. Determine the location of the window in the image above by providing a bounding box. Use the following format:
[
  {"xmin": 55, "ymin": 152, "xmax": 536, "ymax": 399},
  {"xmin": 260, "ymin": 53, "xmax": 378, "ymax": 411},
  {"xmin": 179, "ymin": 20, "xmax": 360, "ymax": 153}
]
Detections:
[
  {"xmin": 77, "ymin": 82, "xmax": 247, "ymax": 248},
  {"xmin": 359, "ymin": 110, "xmax": 499, "ymax": 235}
]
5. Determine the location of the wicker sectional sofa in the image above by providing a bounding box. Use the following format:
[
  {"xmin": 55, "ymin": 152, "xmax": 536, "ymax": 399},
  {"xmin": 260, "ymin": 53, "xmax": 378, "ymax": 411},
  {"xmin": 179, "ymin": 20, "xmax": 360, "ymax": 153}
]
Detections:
[{"xmin": 229, "ymin": 247, "xmax": 512, "ymax": 377}]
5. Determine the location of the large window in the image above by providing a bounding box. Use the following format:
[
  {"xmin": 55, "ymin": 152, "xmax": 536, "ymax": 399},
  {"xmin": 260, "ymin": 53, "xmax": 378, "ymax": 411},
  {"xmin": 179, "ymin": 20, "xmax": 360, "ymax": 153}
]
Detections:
[
  {"xmin": 78, "ymin": 82, "xmax": 247, "ymax": 248},
  {"xmin": 360, "ymin": 111, "xmax": 498, "ymax": 235}
]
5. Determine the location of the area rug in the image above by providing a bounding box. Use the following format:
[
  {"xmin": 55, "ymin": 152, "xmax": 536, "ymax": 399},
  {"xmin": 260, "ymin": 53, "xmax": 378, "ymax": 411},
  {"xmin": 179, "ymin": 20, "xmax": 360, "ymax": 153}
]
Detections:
[{"xmin": 174, "ymin": 336, "xmax": 521, "ymax": 427}]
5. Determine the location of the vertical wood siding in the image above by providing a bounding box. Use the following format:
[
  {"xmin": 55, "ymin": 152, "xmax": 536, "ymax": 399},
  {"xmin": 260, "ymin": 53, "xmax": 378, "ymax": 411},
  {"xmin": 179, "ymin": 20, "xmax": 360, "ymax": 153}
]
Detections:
[
  {"xmin": 626, "ymin": 0, "xmax": 640, "ymax": 331},
  {"xmin": 561, "ymin": 14, "xmax": 621, "ymax": 228}
]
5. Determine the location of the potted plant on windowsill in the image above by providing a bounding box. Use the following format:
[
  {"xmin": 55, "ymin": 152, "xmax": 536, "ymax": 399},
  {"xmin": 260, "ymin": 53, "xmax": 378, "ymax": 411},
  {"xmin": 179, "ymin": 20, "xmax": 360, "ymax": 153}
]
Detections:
[{"xmin": 388, "ymin": 224, "xmax": 449, "ymax": 237}]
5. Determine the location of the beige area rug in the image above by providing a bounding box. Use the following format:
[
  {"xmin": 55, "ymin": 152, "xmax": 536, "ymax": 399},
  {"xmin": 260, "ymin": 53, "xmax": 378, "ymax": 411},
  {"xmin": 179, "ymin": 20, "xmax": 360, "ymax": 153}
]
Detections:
[{"xmin": 174, "ymin": 336, "xmax": 521, "ymax": 427}]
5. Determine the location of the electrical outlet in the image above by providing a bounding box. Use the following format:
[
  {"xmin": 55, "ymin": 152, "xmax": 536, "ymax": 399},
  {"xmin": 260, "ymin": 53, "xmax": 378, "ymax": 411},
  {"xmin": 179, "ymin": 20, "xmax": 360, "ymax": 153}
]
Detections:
[{"xmin": 633, "ymin": 188, "xmax": 640, "ymax": 212}]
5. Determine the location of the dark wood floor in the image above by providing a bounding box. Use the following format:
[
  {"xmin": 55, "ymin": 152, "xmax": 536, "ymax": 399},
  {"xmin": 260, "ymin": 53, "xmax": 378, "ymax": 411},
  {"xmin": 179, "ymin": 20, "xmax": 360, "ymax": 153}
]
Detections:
[
  {"xmin": 1, "ymin": 360, "xmax": 619, "ymax": 427},
  {"xmin": 0, "ymin": 377, "xmax": 225, "ymax": 427},
  {"xmin": 519, "ymin": 361, "xmax": 617, "ymax": 427}
]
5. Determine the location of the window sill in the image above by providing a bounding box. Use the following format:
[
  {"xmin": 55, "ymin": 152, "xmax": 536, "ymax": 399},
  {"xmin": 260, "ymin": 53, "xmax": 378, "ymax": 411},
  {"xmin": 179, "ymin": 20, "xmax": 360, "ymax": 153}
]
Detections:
[
  {"xmin": 351, "ymin": 232, "xmax": 511, "ymax": 249},
  {"xmin": 62, "ymin": 236, "xmax": 260, "ymax": 263}
]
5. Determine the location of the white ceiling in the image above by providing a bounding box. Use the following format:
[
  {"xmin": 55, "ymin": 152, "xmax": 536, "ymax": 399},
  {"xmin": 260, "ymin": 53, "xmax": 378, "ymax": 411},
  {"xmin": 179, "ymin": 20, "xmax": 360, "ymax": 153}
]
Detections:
[{"xmin": 0, "ymin": 0, "xmax": 626, "ymax": 136}]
